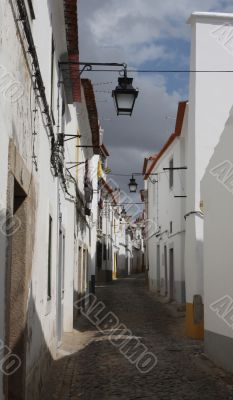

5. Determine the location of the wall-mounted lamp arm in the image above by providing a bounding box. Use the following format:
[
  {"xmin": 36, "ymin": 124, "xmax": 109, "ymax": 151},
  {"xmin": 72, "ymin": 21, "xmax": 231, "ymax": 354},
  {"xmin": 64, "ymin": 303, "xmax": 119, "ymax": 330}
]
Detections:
[{"xmin": 59, "ymin": 61, "xmax": 128, "ymax": 77}]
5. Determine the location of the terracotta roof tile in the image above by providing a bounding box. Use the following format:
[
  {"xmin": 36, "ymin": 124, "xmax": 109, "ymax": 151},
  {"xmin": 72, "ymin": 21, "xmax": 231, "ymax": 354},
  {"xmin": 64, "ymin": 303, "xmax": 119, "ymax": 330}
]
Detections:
[
  {"xmin": 64, "ymin": 0, "xmax": 81, "ymax": 102},
  {"xmin": 82, "ymin": 79, "xmax": 100, "ymax": 154}
]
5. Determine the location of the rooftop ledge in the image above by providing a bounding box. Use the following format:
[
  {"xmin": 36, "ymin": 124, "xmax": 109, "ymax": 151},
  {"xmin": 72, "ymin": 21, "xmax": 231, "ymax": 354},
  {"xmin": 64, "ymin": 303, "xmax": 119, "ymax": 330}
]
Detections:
[{"xmin": 188, "ymin": 12, "xmax": 233, "ymax": 24}]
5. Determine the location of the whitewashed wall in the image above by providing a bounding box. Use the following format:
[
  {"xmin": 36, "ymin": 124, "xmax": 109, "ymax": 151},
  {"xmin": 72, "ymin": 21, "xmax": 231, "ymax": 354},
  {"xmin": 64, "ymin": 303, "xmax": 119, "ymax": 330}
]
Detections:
[
  {"xmin": 184, "ymin": 12, "xmax": 233, "ymax": 340},
  {"xmin": 147, "ymin": 128, "xmax": 186, "ymax": 303},
  {"xmin": 197, "ymin": 12, "xmax": 233, "ymax": 371},
  {"xmin": 0, "ymin": 0, "xmax": 85, "ymax": 397}
]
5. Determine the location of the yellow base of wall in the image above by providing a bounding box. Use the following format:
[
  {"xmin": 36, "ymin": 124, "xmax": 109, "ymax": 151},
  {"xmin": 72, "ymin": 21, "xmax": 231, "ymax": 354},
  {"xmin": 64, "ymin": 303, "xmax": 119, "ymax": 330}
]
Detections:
[{"xmin": 186, "ymin": 303, "xmax": 204, "ymax": 340}]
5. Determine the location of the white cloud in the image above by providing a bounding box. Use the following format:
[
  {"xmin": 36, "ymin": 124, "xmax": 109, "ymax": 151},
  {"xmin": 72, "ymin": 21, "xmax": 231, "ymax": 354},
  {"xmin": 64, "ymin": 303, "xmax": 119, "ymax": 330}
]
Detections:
[
  {"xmin": 86, "ymin": 0, "xmax": 233, "ymax": 65},
  {"xmin": 127, "ymin": 44, "xmax": 174, "ymax": 65},
  {"xmin": 78, "ymin": 0, "xmax": 233, "ymax": 197}
]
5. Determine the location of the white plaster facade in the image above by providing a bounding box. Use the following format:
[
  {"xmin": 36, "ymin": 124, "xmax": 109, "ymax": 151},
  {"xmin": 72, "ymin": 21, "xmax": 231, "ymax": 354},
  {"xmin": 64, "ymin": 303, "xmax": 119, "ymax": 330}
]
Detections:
[
  {"xmin": 145, "ymin": 102, "xmax": 187, "ymax": 304},
  {"xmin": 0, "ymin": 1, "xmax": 100, "ymax": 398},
  {"xmin": 184, "ymin": 12, "xmax": 233, "ymax": 339},
  {"xmin": 198, "ymin": 12, "xmax": 233, "ymax": 372},
  {"xmin": 144, "ymin": 12, "xmax": 233, "ymax": 341}
]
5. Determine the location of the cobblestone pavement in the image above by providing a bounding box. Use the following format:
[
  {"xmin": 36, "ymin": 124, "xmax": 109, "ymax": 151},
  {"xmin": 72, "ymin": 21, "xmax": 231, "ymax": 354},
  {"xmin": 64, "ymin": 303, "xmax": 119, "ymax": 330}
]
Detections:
[{"xmin": 41, "ymin": 275, "xmax": 233, "ymax": 400}]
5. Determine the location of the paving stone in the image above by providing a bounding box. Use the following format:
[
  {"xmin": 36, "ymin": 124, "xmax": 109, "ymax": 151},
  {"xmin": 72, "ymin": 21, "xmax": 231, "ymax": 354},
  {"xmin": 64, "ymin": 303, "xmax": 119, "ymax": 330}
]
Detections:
[{"xmin": 41, "ymin": 274, "xmax": 233, "ymax": 399}]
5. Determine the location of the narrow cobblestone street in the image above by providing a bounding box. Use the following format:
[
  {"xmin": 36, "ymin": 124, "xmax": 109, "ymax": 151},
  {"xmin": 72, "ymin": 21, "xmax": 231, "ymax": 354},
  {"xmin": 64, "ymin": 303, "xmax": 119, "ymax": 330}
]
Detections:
[{"xmin": 41, "ymin": 275, "xmax": 233, "ymax": 400}]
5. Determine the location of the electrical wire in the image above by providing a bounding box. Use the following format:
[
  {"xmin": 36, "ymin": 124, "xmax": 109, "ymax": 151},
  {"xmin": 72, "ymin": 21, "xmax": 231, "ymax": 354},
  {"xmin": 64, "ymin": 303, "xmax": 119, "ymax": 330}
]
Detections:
[
  {"xmin": 81, "ymin": 69, "xmax": 233, "ymax": 73},
  {"xmin": 94, "ymin": 90, "xmax": 112, "ymax": 93},
  {"xmin": 108, "ymin": 171, "xmax": 167, "ymax": 177},
  {"xmin": 93, "ymin": 81, "xmax": 113, "ymax": 86}
]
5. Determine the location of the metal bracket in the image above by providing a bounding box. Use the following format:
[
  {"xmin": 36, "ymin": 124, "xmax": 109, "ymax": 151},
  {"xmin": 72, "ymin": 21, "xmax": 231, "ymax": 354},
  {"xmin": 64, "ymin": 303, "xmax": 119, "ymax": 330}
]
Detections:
[
  {"xmin": 59, "ymin": 61, "xmax": 128, "ymax": 77},
  {"xmin": 76, "ymin": 145, "xmax": 100, "ymax": 149},
  {"xmin": 148, "ymin": 176, "xmax": 158, "ymax": 184},
  {"xmin": 163, "ymin": 167, "xmax": 187, "ymax": 171},
  {"xmin": 63, "ymin": 134, "xmax": 82, "ymax": 142},
  {"xmin": 80, "ymin": 64, "xmax": 93, "ymax": 76},
  {"xmin": 66, "ymin": 162, "xmax": 86, "ymax": 170}
]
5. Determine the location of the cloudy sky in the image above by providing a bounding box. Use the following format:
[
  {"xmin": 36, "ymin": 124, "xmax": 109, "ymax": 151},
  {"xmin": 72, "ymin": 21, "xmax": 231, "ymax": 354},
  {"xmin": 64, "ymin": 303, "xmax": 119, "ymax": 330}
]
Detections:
[{"xmin": 78, "ymin": 0, "xmax": 233, "ymax": 212}]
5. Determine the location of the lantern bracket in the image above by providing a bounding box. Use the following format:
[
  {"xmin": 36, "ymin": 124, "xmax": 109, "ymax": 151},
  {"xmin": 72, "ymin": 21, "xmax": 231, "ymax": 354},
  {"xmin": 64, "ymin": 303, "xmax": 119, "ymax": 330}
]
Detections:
[{"xmin": 59, "ymin": 61, "xmax": 128, "ymax": 77}]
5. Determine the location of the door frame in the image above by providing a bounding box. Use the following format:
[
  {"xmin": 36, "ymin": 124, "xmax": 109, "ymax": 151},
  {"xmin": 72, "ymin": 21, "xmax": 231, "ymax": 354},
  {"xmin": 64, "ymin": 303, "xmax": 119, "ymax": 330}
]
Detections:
[
  {"xmin": 169, "ymin": 247, "xmax": 174, "ymax": 301},
  {"xmin": 164, "ymin": 245, "xmax": 168, "ymax": 296},
  {"xmin": 57, "ymin": 225, "xmax": 65, "ymax": 345},
  {"xmin": 5, "ymin": 141, "xmax": 35, "ymax": 399},
  {"xmin": 156, "ymin": 244, "xmax": 161, "ymax": 292}
]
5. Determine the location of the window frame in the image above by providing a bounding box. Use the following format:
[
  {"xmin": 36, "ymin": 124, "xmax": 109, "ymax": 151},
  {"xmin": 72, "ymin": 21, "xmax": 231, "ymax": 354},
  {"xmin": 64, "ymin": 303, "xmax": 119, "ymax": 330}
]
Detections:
[
  {"xmin": 170, "ymin": 221, "xmax": 173, "ymax": 234},
  {"xmin": 169, "ymin": 157, "xmax": 174, "ymax": 190}
]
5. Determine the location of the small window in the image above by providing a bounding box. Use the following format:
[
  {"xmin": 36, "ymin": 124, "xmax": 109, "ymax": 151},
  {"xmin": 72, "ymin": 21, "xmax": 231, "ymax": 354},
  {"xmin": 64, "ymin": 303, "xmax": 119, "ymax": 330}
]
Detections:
[
  {"xmin": 101, "ymin": 157, "xmax": 106, "ymax": 171},
  {"xmin": 99, "ymin": 215, "xmax": 103, "ymax": 231},
  {"xmin": 47, "ymin": 216, "xmax": 53, "ymax": 300},
  {"xmin": 170, "ymin": 221, "xmax": 173, "ymax": 234},
  {"xmin": 169, "ymin": 158, "xmax": 174, "ymax": 189}
]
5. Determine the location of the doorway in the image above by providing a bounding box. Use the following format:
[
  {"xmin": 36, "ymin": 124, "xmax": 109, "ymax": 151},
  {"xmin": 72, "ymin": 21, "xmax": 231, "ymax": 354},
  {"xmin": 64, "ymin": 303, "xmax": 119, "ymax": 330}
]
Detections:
[
  {"xmin": 57, "ymin": 226, "xmax": 65, "ymax": 344},
  {"xmin": 156, "ymin": 245, "xmax": 161, "ymax": 292},
  {"xmin": 77, "ymin": 246, "xmax": 82, "ymax": 296},
  {"xmin": 164, "ymin": 245, "xmax": 168, "ymax": 296},
  {"xmin": 113, "ymin": 253, "xmax": 117, "ymax": 279},
  {"xmin": 6, "ymin": 178, "xmax": 28, "ymax": 399},
  {"xmin": 169, "ymin": 248, "xmax": 175, "ymax": 301},
  {"xmin": 83, "ymin": 248, "xmax": 88, "ymax": 296}
]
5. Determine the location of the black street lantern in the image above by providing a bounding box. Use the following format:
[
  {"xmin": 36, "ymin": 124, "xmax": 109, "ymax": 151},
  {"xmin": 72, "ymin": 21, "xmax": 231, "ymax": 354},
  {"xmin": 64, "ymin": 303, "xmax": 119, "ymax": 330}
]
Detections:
[
  {"xmin": 112, "ymin": 74, "xmax": 139, "ymax": 116},
  {"xmin": 128, "ymin": 175, "xmax": 138, "ymax": 193},
  {"xmin": 59, "ymin": 61, "xmax": 138, "ymax": 116}
]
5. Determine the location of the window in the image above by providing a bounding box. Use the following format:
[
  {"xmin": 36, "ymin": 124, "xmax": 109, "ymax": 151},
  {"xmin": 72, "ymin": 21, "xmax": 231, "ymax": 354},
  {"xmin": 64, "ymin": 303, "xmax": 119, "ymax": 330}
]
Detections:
[
  {"xmin": 170, "ymin": 221, "xmax": 173, "ymax": 234},
  {"xmin": 47, "ymin": 216, "xmax": 53, "ymax": 300},
  {"xmin": 169, "ymin": 158, "xmax": 174, "ymax": 189},
  {"xmin": 99, "ymin": 215, "xmax": 103, "ymax": 231},
  {"xmin": 101, "ymin": 157, "xmax": 106, "ymax": 171},
  {"xmin": 27, "ymin": 0, "xmax": 35, "ymax": 19}
]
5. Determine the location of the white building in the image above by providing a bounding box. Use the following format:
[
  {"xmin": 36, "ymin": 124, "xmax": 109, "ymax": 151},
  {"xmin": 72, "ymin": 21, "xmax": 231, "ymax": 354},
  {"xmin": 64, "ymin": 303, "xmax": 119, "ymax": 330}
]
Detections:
[
  {"xmin": 96, "ymin": 176, "xmax": 130, "ymax": 280},
  {"xmin": 0, "ymin": 1, "xmax": 101, "ymax": 398},
  {"xmin": 130, "ymin": 217, "xmax": 145, "ymax": 275},
  {"xmin": 199, "ymin": 13, "xmax": 233, "ymax": 372},
  {"xmin": 143, "ymin": 12, "xmax": 233, "ymax": 343},
  {"xmin": 184, "ymin": 12, "xmax": 233, "ymax": 340},
  {"xmin": 95, "ymin": 163, "xmax": 138, "ymax": 281},
  {"xmin": 143, "ymin": 102, "xmax": 187, "ymax": 304}
]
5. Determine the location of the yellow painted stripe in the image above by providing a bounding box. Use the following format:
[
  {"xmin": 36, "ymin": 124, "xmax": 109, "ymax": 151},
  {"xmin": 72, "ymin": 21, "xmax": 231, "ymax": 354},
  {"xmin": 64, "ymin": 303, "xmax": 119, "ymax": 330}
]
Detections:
[{"xmin": 186, "ymin": 303, "xmax": 204, "ymax": 340}]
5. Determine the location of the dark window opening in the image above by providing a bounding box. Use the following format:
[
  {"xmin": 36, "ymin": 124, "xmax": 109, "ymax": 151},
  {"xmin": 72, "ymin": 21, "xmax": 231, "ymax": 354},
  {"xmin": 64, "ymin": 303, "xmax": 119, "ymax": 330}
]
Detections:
[
  {"xmin": 13, "ymin": 179, "xmax": 27, "ymax": 214},
  {"xmin": 99, "ymin": 216, "xmax": 103, "ymax": 231},
  {"xmin": 170, "ymin": 221, "xmax": 173, "ymax": 234},
  {"xmin": 169, "ymin": 158, "xmax": 174, "ymax": 189}
]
